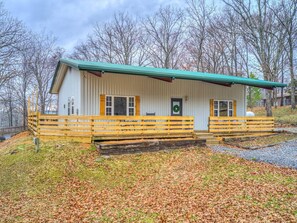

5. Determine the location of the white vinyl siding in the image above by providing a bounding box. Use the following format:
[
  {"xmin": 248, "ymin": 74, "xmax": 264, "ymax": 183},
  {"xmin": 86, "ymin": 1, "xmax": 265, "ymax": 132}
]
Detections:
[
  {"xmin": 58, "ymin": 68, "xmax": 81, "ymax": 115},
  {"xmin": 79, "ymin": 71, "xmax": 245, "ymax": 130}
]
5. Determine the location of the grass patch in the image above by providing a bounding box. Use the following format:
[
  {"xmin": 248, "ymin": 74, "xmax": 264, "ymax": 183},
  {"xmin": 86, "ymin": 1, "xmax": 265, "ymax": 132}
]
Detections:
[
  {"xmin": 226, "ymin": 133, "xmax": 297, "ymax": 148},
  {"xmin": 252, "ymin": 106, "xmax": 297, "ymax": 126},
  {"xmin": 0, "ymin": 132, "xmax": 296, "ymax": 222}
]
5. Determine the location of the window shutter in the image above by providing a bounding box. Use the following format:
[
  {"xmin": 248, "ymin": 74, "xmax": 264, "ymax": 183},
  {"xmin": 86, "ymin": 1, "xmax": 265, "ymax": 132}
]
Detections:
[
  {"xmin": 210, "ymin": 99, "xmax": 214, "ymax": 116},
  {"xmin": 135, "ymin": 96, "xmax": 140, "ymax": 116},
  {"xmin": 100, "ymin": 94, "xmax": 105, "ymax": 115},
  {"xmin": 233, "ymin": 100, "xmax": 237, "ymax": 116}
]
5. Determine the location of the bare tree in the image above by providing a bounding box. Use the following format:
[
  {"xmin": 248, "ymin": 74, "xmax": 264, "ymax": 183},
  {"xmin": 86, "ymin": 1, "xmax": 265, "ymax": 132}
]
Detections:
[
  {"xmin": 209, "ymin": 9, "xmax": 247, "ymax": 76},
  {"xmin": 142, "ymin": 6, "xmax": 185, "ymax": 69},
  {"xmin": 0, "ymin": 82, "xmax": 17, "ymax": 126},
  {"xmin": 72, "ymin": 41, "xmax": 101, "ymax": 61},
  {"xmin": 110, "ymin": 13, "xmax": 145, "ymax": 65},
  {"xmin": 185, "ymin": 0, "xmax": 214, "ymax": 72},
  {"xmin": 272, "ymin": 0, "xmax": 297, "ymax": 109},
  {"xmin": 223, "ymin": 0, "xmax": 286, "ymax": 116},
  {"xmin": 26, "ymin": 33, "xmax": 64, "ymax": 114},
  {"xmin": 72, "ymin": 12, "xmax": 147, "ymax": 65},
  {"xmin": 0, "ymin": 2, "xmax": 25, "ymax": 88},
  {"xmin": 14, "ymin": 50, "xmax": 34, "ymax": 128}
]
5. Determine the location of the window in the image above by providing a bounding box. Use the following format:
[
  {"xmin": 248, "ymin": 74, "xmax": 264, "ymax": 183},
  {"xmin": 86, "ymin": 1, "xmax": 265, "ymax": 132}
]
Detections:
[
  {"xmin": 106, "ymin": 96, "xmax": 112, "ymax": 115},
  {"xmin": 105, "ymin": 95, "xmax": 135, "ymax": 116},
  {"xmin": 68, "ymin": 97, "xmax": 75, "ymax": 115},
  {"xmin": 214, "ymin": 100, "xmax": 233, "ymax": 117},
  {"xmin": 128, "ymin": 97, "xmax": 135, "ymax": 116},
  {"xmin": 68, "ymin": 98, "xmax": 71, "ymax": 115},
  {"xmin": 71, "ymin": 98, "xmax": 75, "ymax": 115}
]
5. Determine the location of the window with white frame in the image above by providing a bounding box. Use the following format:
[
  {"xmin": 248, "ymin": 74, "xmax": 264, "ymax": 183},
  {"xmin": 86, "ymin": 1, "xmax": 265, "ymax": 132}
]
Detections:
[
  {"xmin": 68, "ymin": 97, "xmax": 75, "ymax": 115},
  {"xmin": 214, "ymin": 100, "xmax": 233, "ymax": 117},
  {"xmin": 106, "ymin": 96, "xmax": 112, "ymax": 115},
  {"xmin": 105, "ymin": 95, "xmax": 135, "ymax": 116},
  {"xmin": 71, "ymin": 98, "xmax": 75, "ymax": 114},
  {"xmin": 128, "ymin": 97, "xmax": 135, "ymax": 116},
  {"xmin": 68, "ymin": 98, "xmax": 70, "ymax": 115}
]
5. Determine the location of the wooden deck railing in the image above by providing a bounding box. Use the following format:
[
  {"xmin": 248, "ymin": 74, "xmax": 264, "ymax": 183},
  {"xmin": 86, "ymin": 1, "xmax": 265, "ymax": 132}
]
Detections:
[
  {"xmin": 209, "ymin": 116, "xmax": 275, "ymax": 133},
  {"xmin": 28, "ymin": 112, "xmax": 39, "ymax": 136},
  {"xmin": 28, "ymin": 113, "xmax": 194, "ymax": 143}
]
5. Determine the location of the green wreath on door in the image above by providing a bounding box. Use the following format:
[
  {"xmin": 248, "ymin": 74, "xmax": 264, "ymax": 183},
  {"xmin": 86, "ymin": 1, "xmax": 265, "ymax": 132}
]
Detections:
[{"xmin": 173, "ymin": 104, "xmax": 180, "ymax": 113}]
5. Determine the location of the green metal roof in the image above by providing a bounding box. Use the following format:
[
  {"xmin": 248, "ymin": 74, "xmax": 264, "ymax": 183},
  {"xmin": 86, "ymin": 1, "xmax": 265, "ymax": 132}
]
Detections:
[{"xmin": 50, "ymin": 58, "xmax": 286, "ymax": 93}]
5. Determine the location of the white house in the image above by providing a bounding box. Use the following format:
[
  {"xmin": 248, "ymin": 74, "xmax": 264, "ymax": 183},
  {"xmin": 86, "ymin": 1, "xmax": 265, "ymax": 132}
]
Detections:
[{"xmin": 50, "ymin": 58, "xmax": 286, "ymax": 131}]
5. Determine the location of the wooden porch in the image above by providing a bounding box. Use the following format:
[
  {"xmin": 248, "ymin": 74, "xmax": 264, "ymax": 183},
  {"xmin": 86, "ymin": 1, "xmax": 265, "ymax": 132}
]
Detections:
[
  {"xmin": 28, "ymin": 112, "xmax": 276, "ymax": 144},
  {"xmin": 28, "ymin": 112, "xmax": 195, "ymax": 143},
  {"xmin": 27, "ymin": 94, "xmax": 275, "ymax": 144},
  {"xmin": 208, "ymin": 116, "xmax": 275, "ymax": 140}
]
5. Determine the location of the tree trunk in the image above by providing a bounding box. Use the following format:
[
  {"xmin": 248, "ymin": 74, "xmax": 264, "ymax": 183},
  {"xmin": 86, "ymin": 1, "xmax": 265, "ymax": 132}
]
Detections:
[
  {"xmin": 9, "ymin": 100, "xmax": 13, "ymax": 127},
  {"xmin": 40, "ymin": 97, "xmax": 45, "ymax": 114},
  {"xmin": 280, "ymin": 56, "xmax": 284, "ymax": 106},
  {"xmin": 265, "ymin": 90, "xmax": 273, "ymax": 116},
  {"xmin": 249, "ymin": 86, "xmax": 252, "ymax": 109},
  {"xmin": 273, "ymin": 89, "xmax": 277, "ymax": 109},
  {"xmin": 23, "ymin": 98, "xmax": 27, "ymax": 129},
  {"xmin": 290, "ymin": 80, "xmax": 295, "ymax": 109},
  {"xmin": 289, "ymin": 43, "xmax": 296, "ymax": 109},
  {"xmin": 280, "ymin": 87, "xmax": 284, "ymax": 106}
]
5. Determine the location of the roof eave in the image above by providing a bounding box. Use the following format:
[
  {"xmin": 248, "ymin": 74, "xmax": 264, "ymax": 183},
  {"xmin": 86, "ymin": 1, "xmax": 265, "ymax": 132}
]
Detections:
[{"xmin": 50, "ymin": 58, "xmax": 287, "ymax": 94}]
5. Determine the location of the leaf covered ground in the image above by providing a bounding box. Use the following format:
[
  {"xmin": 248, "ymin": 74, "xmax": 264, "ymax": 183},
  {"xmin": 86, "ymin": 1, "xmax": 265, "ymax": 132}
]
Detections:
[
  {"xmin": 0, "ymin": 132, "xmax": 297, "ymax": 222},
  {"xmin": 226, "ymin": 133, "xmax": 297, "ymax": 148},
  {"xmin": 252, "ymin": 106, "xmax": 297, "ymax": 126}
]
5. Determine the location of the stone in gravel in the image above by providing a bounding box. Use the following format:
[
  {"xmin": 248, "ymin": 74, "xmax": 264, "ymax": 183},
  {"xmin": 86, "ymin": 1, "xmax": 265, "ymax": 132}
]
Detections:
[{"xmin": 210, "ymin": 139, "xmax": 297, "ymax": 169}]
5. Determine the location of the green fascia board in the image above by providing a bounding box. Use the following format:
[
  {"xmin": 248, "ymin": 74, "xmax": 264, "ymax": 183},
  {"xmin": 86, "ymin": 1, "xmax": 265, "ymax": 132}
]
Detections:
[{"xmin": 51, "ymin": 58, "xmax": 287, "ymax": 92}]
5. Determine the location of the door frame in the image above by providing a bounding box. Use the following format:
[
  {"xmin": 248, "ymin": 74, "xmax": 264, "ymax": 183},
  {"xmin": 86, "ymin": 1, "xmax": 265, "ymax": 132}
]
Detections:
[{"xmin": 171, "ymin": 98, "xmax": 183, "ymax": 116}]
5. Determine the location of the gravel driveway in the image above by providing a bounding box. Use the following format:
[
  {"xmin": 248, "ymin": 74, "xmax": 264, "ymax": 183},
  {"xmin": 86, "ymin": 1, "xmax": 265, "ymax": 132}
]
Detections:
[
  {"xmin": 210, "ymin": 139, "xmax": 297, "ymax": 169},
  {"xmin": 276, "ymin": 127, "xmax": 297, "ymax": 133}
]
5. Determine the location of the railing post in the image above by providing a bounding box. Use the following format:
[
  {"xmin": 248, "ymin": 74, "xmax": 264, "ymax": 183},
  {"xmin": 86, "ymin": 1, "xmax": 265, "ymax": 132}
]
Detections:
[
  {"xmin": 208, "ymin": 117, "xmax": 211, "ymax": 133},
  {"xmin": 167, "ymin": 118, "xmax": 171, "ymax": 136},
  {"xmin": 65, "ymin": 118, "xmax": 68, "ymax": 136},
  {"xmin": 27, "ymin": 97, "xmax": 31, "ymax": 130},
  {"xmin": 141, "ymin": 117, "xmax": 144, "ymax": 138},
  {"xmin": 91, "ymin": 116, "xmax": 94, "ymax": 142},
  {"xmin": 37, "ymin": 112, "xmax": 40, "ymax": 137}
]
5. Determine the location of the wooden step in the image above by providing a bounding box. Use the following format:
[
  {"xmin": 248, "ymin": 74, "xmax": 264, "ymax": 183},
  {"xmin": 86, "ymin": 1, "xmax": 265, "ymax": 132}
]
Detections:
[
  {"xmin": 196, "ymin": 135, "xmax": 215, "ymax": 139},
  {"xmin": 194, "ymin": 132, "xmax": 213, "ymax": 135},
  {"xmin": 206, "ymin": 139, "xmax": 221, "ymax": 145},
  {"xmin": 194, "ymin": 132, "xmax": 221, "ymax": 145}
]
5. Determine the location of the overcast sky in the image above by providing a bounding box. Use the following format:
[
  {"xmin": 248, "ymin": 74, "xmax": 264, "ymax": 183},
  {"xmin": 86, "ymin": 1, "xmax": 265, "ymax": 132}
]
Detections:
[{"xmin": 3, "ymin": 0, "xmax": 183, "ymax": 52}]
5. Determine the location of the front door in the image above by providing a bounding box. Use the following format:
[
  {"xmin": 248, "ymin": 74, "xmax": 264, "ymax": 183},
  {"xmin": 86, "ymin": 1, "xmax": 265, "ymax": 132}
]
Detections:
[{"xmin": 171, "ymin": 98, "xmax": 183, "ymax": 116}]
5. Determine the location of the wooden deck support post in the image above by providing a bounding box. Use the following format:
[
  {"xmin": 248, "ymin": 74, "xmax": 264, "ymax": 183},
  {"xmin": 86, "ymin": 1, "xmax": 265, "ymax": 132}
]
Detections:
[
  {"xmin": 36, "ymin": 112, "xmax": 40, "ymax": 137},
  {"xmin": 91, "ymin": 117, "xmax": 94, "ymax": 142}
]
